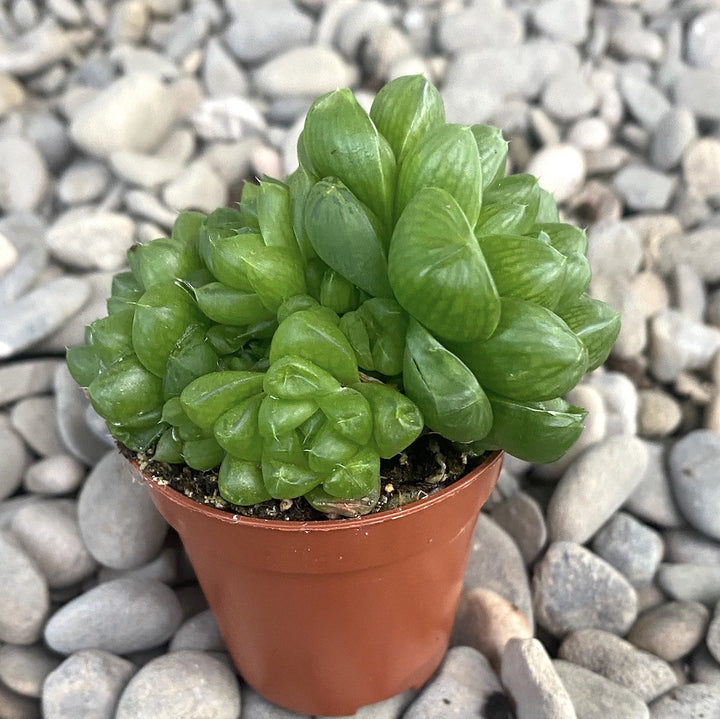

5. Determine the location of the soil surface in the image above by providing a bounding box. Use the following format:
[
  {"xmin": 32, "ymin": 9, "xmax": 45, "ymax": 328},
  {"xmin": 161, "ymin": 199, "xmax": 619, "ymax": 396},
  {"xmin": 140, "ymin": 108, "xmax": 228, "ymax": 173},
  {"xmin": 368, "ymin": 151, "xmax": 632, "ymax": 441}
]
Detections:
[{"xmin": 124, "ymin": 435, "xmax": 488, "ymax": 521}]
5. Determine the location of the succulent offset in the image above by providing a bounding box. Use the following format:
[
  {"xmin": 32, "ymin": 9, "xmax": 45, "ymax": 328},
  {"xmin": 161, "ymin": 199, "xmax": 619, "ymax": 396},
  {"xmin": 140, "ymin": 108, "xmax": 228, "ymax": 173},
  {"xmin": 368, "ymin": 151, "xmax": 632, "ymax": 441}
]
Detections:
[{"xmin": 67, "ymin": 75, "xmax": 620, "ymax": 517}]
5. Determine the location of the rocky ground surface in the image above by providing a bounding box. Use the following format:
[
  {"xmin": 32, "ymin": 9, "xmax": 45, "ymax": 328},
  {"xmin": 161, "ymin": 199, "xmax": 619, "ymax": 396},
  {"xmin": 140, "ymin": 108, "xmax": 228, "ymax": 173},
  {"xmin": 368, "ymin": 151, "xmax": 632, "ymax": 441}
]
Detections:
[{"xmin": 1, "ymin": 0, "xmax": 720, "ymax": 717}]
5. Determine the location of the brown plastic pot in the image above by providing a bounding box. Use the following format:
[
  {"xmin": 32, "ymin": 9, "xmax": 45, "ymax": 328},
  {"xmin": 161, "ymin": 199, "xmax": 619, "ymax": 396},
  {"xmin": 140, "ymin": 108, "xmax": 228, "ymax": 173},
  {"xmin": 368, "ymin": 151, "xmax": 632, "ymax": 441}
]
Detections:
[{"xmin": 131, "ymin": 450, "xmax": 503, "ymax": 716}]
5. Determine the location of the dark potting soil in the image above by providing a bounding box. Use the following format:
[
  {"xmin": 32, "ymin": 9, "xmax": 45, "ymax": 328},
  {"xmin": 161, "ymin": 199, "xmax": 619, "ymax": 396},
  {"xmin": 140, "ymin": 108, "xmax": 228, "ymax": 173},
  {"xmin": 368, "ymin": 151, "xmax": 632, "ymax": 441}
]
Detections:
[{"xmin": 124, "ymin": 435, "xmax": 488, "ymax": 521}]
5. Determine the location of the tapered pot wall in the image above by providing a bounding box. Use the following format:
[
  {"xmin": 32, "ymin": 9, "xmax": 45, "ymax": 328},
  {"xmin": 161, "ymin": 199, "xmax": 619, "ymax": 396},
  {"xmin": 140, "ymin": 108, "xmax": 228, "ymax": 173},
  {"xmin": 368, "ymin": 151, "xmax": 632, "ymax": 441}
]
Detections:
[{"xmin": 134, "ymin": 450, "xmax": 503, "ymax": 716}]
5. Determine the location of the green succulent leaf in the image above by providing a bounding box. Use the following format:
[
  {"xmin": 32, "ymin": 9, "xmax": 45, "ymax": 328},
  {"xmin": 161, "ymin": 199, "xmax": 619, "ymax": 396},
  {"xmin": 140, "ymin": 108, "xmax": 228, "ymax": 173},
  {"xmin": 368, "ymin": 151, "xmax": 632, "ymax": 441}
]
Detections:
[
  {"xmin": 163, "ymin": 324, "xmax": 219, "ymax": 399},
  {"xmin": 285, "ymin": 165, "xmax": 317, "ymax": 261},
  {"xmin": 262, "ymin": 457, "xmax": 322, "ymax": 499},
  {"xmin": 483, "ymin": 174, "xmax": 540, "ymax": 220},
  {"xmin": 205, "ymin": 319, "xmax": 276, "ymax": 356},
  {"xmin": 152, "ymin": 428, "xmax": 184, "ymax": 463},
  {"xmin": 388, "ymin": 187, "xmax": 500, "ymax": 343},
  {"xmin": 213, "ymin": 394, "xmax": 263, "ymax": 462},
  {"xmin": 370, "ymin": 74, "xmax": 445, "ymax": 161},
  {"xmin": 304, "ymin": 178, "xmax": 392, "ymax": 296},
  {"xmin": 357, "ymin": 298, "xmax": 408, "ymax": 376},
  {"xmin": 180, "ymin": 371, "xmax": 266, "ymax": 430},
  {"xmin": 323, "ymin": 447, "xmax": 380, "ymax": 499},
  {"xmin": 264, "ymin": 355, "xmax": 341, "ymax": 400},
  {"xmin": 477, "ymin": 234, "xmax": 568, "ymax": 309},
  {"xmin": 302, "ymin": 88, "xmax": 396, "ymax": 236},
  {"xmin": 403, "ymin": 319, "xmax": 493, "ymax": 443},
  {"xmin": 269, "ymin": 309, "xmax": 357, "ymax": 385},
  {"xmin": 557, "ymin": 252, "xmax": 592, "ymax": 306},
  {"xmin": 87, "ymin": 310, "xmax": 134, "ymax": 365},
  {"xmin": 555, "ymin": 293, "xmax": 621, "ymax": 371},
  {"xmin": 128, "ymin": 237, "xmax": 202, "ymax": 290},
  {"xmin": 218, "ymin": 455, "xmax": 271, "ymax": 505},
  {"xmin": 475, "ymin": 202, "xmax": 535, "ymax": 236},
  {"xmin": 396, "ymin": 124, "xmax": 482, "ymax": 226},
  {"xmin": 257, "ymin": 178, "xmax": 302, "ymax": 259},
  {"xmin": 319, "ymin": 268, "xmax": 361, "ymax": 314},
  {"xmin": 451, "ymin": 297, "xmax": 589, "ymax": 402},
  {"xmin": 88, "ymin": 355, "xmax": 164, "ymax": 427},
  {"xmin": 197, "ymin": 207, "xmax": 245, "ymax": 269},
  {"xmin": 257, "ymin": 396, "xmax": 318, "ymax": 440},
  {"xmin": 107, "ymin": 271, "xmax": 143, "ymax": 315},
  {"xmin": 66, "ymin": 345, "xmax": 103, "ymax": 388},
  {"xmin": 473, "ymin": 395, "xmax": 586, "ymax": 463},
  {"xmin": 469, "ymin": 124, "xmax": 508, "ymax": 190},
  {"xmin": 171, "ymin": 210, "xmax": 206, "ymax": 250},
  {"xmin": 338, "ymin": 311, "xmax": 374, "ymax": 370},
  {"xmin": 194, "ymin": 282, "xmax": 274, "ymax": 326},
  {"xmin": 306, "ymin": 421, "xmax": 358, "ymax": 473},
  {"xmin": 182, "ymin": 436, "xmax": 225, "ymax": 471},
  {"xmin": 276, "ymin": 294, "xmax": 321, "ymax": 324},
  {"xmin": 238, "ymin": 183, "xmax": 261, "ymax": 229},
  {"xmin": 132, "ymin": 282, "xmax": 207, "ymax": 377},
  {"xmin": 316, "ymin": 387, "xmax": 372, "ymax": 444},
  {"xmin": 108, "ymin": 422, "xmax": 165, "ymax": 453},
  {"xmin": 243, "ymin": 246, "xmax": 307, "ymax": 312},
  {"xmin": 535, "ymin": 188, "xmax": 560, "ymax": 223},
  {"xmin": 204, "ymin": 232, "xmax": 264, "ymax": 292},
  {"xmin": 533, "ymin": 223, "xmax": 588, "ymax": 256},
  {"xmin": 355, "ymin": 382, "xmax": 423, "ymax": 459}
]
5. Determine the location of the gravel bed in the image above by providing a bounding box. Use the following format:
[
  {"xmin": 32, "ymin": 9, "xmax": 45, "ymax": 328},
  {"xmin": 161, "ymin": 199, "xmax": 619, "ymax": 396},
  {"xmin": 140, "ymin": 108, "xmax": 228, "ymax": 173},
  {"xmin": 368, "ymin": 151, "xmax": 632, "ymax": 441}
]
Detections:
[{"xmin": 1, "ymin": 0, "xmax": 720, "ymax": 717}]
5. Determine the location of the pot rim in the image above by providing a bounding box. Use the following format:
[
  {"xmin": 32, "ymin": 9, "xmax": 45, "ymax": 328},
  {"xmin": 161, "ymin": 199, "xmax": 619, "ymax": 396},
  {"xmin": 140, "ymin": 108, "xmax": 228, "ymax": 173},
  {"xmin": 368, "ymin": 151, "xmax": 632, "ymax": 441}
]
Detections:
[{"xmin": 135, "ymin": 449, "xmax": 503, "ymax": 534}]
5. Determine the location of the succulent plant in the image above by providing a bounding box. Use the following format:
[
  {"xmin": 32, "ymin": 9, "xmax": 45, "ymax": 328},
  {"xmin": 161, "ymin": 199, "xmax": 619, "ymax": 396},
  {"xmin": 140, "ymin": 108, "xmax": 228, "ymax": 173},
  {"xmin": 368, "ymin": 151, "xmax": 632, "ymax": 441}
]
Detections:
[{"xmin": 67, "ymin": 75, "xmax": 619, "ymax": 517}]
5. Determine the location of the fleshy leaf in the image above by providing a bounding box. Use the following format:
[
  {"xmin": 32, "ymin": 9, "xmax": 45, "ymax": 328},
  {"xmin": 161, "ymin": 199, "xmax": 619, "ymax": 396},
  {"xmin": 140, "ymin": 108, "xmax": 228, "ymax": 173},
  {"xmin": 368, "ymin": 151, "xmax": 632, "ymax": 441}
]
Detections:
[
  {"xmin": 483, "ymin": 174, "xmax": 540, "ymax": 220},
  {"xmin": 128, "ymin": 237, "xmax": 202, "ymax": 290},
  {"xmin": 316, "ymin": 387, "xmax": 372, "ymax": 444},
  {"xmin": 478, "ymin": 234, "xmax": 567, "ymax": 309},
  {"xmin": 470, "ymin": 124, "xmax": 508, "ymax": 190},
  {"xmin": 180, "ymin": 371, "xmax": 266, "ymax": 429},
  {"xmin": 302, "ymin": 88, "xmax": 396, "ymax": 236},
  {"xmin": 213, "ymin": 394, "xmax": 263, "ymax": 462},
  {"xmin": 557, "ymin": 252, "xmax": 592, "ymax": 306},
  {"xmin": 396, "ymin": 124, "xmax": 482, "ymax": 226},
  {"xmin": 304, "ymin": 178, "xmax": 392, "ymax": 296},
  {"xmin": 194, "ymin": 282, "xmax": 274, "ymax": 326},
  {"xmin": 285, "ymin": 165, "xmax": 316, "ymax": 261},
  {"xmin": 171, "ymin": 211, "xmax": 206, "ymax": 251},
  {"xmin": 243, "ymin": 246, "xmax": 307, "ymax": 312},
  {"xmin": 182, "ymin": 436, "xmax": 224, "ymax": 471},
  {"xmin": 473, "ymin": 395, "xmax": 586, "ymax": 464},
  {"xmin": 66, "ymin": 345, "xmax": 103, "ymax": 388},
  {"xmin": 263, "ymin": 355, "xmax": 341, "ymax": 400},
  {"xmin": 269, "ymin": 309, "xmax": 358, "ymax": 385},
  {"xmin": 152, "ymin": 428, "xmax": 184, "ymax": 463},
  {"xmin": 388, "ymin": 187, "xmax": 500, "ymax": 343},
  {"xmin": 323, "ymin": 447, "xmax": 380, "ymax": 499},
  {"xmin": 355, "ymin": 382, "xmax": 423, "ymax": 459},
  {"xmin": 87, "ymin": 310, "xmax": 134, "ymax": 365},
  {"xmin": 88, "ymin": 356, "xmax": 164, "ymax": 427},
  {"xmin": 132, "ymin": 282, "xmax": 207, "ymax": 377},
  {"xmin": 357, "ymin": 298, "xmax": 408, "ymax": 376},
  {"xmin": 369, "ymin": 74, "xmax": 445, "ymax": 161},
  {"xmin": 306, "ymin": 421, "xmax": 358, "ymax": 473},
  {"xmin": 338, "ymin": 312, "xmax": 374, "ymax": 370},
  {"xmin": 535, "ymin": 188, "xmax": 560, "ymax": 223},
  {"xmin": 533, "ymin": 223, "xmax": 588, "ymax": 255},
  {"xmin": 218, "ymin": 455, "xmax": 271, "ymax": 505},
  {"xmin": 555, "ymin": 293, "xmax": 621, "ymax": 371},
  {"xmin": 205, "ymin": 232, "xmax": 265, "ymax": 292},
  {"xmin": 163, "ymin": 325, "xmax": 219, "ymax": 399},
  {"xmin": 319, "ymin": 268, "xmax": 360, "ymax": 314},
  {"xmin": 475, "ymin": 202, "xmax": 534, "ymax": 236},
  {"xmin": 403, "ymin": 319, "xmax": 493, "ymax": 443},
  {"xmin": 451, "ymin": 297, "xmax": 589, "ymax": 402},
  {"xmin": 258, "ymin": 396, "xmax": 318, "ymax": 440},
  {"xmin": 257, "ymin": 178, "xmax": 301, "ymax": 259}
]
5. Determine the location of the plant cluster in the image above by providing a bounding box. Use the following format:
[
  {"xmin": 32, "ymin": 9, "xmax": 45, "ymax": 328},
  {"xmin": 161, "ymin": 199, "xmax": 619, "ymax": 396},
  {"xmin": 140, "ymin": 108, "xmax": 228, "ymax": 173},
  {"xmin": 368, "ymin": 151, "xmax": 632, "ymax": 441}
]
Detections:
[{"xmin": 67, "ymin": 75, "xmax": 619, "ymax": 517}]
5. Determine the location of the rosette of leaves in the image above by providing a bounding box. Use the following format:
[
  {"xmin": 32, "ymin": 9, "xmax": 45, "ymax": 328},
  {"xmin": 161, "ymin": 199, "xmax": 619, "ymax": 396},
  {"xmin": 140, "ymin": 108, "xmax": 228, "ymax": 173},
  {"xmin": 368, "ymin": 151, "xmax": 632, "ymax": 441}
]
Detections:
[{"xmin": 67, "ymin": 75, "xmax": 619, "ymax": 518}]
